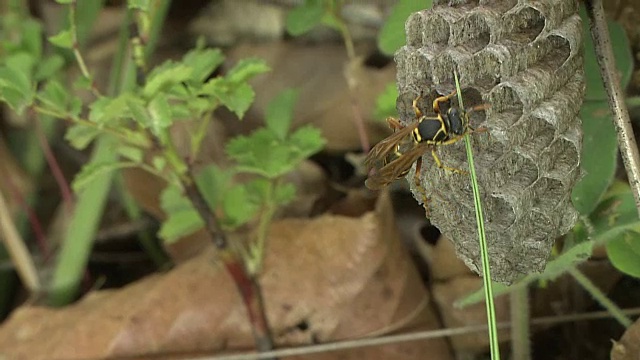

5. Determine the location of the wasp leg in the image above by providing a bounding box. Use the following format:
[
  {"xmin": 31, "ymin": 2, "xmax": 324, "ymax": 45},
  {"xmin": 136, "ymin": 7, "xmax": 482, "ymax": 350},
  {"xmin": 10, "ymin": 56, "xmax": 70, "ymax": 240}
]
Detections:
[
  {"xmin": 431, "ymin": 148, "xmax": 467, "ymax": 175},
  {"xmin": 386, "ymin": 117, "xmax": 404, "ymax": 131},
  {"xmin": 413, "ymin": 156, "xmax": 431, "ymax": 217},
  {"xmin": 432, "ymin": 89, "xmax": 458, "ymax": 114},
  {"xmin": 411, "ymin": 95, "xmax": 424, "ymax": 118}
]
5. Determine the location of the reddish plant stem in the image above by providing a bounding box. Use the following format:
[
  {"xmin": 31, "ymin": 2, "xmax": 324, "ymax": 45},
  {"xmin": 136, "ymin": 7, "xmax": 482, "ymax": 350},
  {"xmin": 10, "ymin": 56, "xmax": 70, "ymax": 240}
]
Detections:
[{"xmin": 181, "ymin": 169, "xmax": 274, "ymax": 354}]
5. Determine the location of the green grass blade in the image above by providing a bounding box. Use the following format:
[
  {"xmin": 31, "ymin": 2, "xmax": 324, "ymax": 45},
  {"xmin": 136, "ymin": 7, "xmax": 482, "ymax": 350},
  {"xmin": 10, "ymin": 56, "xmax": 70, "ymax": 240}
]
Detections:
[{"xmin": 455, "ymin": 71, "xmax": 501, "ymax": 359}]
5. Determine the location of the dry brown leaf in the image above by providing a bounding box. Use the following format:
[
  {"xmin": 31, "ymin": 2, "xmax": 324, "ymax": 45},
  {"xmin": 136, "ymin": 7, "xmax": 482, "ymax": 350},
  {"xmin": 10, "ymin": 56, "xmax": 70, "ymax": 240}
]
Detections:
[
  {"xmin": 0, "ymin": 192, "xmax": 448, "ymax": 360},
  {"xmin": 223, "ymin": 42, "xmax": 395, "ymax": 152},
  {"xmin": 612, "ymin": 317, "xmax": 640, "ymax": 360},
  {"xmin": 432, "ymin": 276, "xmax": 510, "ymax": 353}
]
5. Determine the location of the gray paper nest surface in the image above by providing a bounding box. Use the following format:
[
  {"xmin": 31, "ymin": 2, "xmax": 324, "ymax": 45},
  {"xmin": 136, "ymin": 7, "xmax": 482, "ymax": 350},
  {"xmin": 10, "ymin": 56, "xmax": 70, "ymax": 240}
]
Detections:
[{"xmin": 395, "ymin": 0, "xmax": 584, "ymax": 284}]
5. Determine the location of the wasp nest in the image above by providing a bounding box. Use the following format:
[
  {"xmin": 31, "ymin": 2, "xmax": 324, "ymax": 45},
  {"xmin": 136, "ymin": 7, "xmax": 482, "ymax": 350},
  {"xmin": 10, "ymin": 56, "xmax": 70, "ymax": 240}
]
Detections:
[{"xmin": 396, "ymin": 0, "xmax": 584, "ymax": 284}]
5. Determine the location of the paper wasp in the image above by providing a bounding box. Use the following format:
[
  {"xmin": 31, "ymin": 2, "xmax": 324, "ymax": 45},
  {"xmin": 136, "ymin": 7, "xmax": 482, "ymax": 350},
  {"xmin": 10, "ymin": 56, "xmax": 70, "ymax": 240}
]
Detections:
[{"xmin": 364, "ymin": 89, "xmax": 487, "ymax": 190}]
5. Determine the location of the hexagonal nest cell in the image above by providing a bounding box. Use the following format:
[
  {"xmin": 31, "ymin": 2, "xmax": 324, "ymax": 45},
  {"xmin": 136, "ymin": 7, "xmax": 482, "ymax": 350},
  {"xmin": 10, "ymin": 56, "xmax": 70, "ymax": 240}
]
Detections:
[{"xmin": 395, "ymin": 0, "xmax": 584, "ymax": 284}]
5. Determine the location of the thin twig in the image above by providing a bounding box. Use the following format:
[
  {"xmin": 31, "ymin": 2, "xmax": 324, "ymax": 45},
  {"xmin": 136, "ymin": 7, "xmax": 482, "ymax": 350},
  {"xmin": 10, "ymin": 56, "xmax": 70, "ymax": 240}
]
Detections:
[
  {"xmin": 585, "ymin": 0, "xmax": 640, "ymax": 217},
  {"xmin": 117, "ymin": 307, "xmax": 640, "ymax": 360},
  {"xmin": 0, "ymin": 190, "xmax": 40, "ymax": 291}
]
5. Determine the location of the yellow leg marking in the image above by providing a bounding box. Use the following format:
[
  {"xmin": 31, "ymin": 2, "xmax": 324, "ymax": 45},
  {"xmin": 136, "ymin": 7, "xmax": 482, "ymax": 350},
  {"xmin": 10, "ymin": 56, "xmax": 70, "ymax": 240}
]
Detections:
[
  {"xmin": 431, "ymin": 149, "xmax": 467, "ymax": 174},
  {"xmin": 432, "ymin": 89, "xmax": 458, "ymax": 113},
  {"xmin": 412, "ymin": 156, "xmax": 431, "ymax": 217},
  {"xmin": 412, "ymin": 95, "xmax": 423, "ymax": 118}
]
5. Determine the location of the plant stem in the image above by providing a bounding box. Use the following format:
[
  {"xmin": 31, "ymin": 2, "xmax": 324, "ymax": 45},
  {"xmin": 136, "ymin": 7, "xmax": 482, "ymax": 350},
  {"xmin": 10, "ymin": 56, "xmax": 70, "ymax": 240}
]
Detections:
[
  {"xmin": 332, "ymin": 2, "xmax": 370, "ymax": 152},
  {"xmin": 70, "ymin": 0, "xmax": 101, "ymax": 98},
  {"xmin": 585, "ymin": 0, "xmax": 640, "ymax": 218},
  {"xmin": 510, "ymin": 286, "xmax": 531, "ymax": 360},
  {"xmin": 568, "ymin": 267, "xmax": 632, "ymax": 327},
  {"xmin": 0, "ymin": 190, "xmax": 40, "ymax": 292},
  {"xmin": 248, "ymin": 179, "xmax": 279, "ymax": 275}
]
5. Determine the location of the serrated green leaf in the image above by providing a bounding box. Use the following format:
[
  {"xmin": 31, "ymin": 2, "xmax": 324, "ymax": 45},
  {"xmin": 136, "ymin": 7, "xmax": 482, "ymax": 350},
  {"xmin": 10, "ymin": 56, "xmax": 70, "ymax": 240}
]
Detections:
[
  {"xmin": 607, "ymin": 230, "xmax": 640, "ymax": 278},
  {"xmin": 143, "ymin": 63, "xmax": 192, "ymax": 98},
  {"xmin": 7, "ymin": 52, "xmax": 36, "ymax": 77},
  {"xmin": 0, "ymin": 66, "xmax": 34, "ymax": 113},
  {"xmin": 49, "ymin": 29, "xmax": 74, "ymax": 49},
  {"xmin": 378, "ymin": 0, "xmax": 431, "ymax": 55},
  {"xmin": 195, "ymin": 164, "xmax": 235, "ymax": 210},
  {"xmin": 116, "ymin": 145, "xmax": 144, "ymax": 163},
  {"xmin": 227, "ymin": 125, "xmax": 325, "ymax": 178},
  {"xmin": 226, "ymin": 58, "xmax": 270, "ymax": 84},
  {"xmin": 73, "ymin": 76, "xmax": 93, "ymax": 91},
  {"xmin": 265, "ymin": 88, "xmax": 298, "ymax": 140},
  {"xmin": 182, "ymin": 48, "xmax": 224, "ymax": 83},
  {"xmin": 222, "ymin": 185, "xmax": 258, "ymax": 229},
  {"xmin": 125, "ymin": 96, "xmax": 152, "ymax": 128},
  {"xmin": 289, "ymin": 125, "xmax": 326, "ymax": 156},
  {"xmin": 205, "ymin": 79, "xmax": 255, "ymax": 119},
  {"xmin": 286, "ymin": 0, "xmax": 325, "ymax": 36},
  {"xmin": 72, "ymin": 161, "xmax": 138, "ymax": 192},
  {"xmin": 375, "ymin": 83, "xmax": 399, "ymax": 120},
  {"xmin": 89, "ymin": 94, "xmax": 133, "ymax": 124},
  {"xmin": 65, "ymin": 124, "xmax": 102, "ymax": 150},
  {"xmin": 571, "ymin": 101, "xmax": 617, "ymax": 215},
  {"xmin": 38, "ymin": 80, "xmax": 69, "ymax": 113},
  {"xmin": 158, "ymin": 185, "xmax": 203, "ymax": 243},
  {"xmin": 148, "ymin": 93, "xmax": 173, "ymax": 133}
]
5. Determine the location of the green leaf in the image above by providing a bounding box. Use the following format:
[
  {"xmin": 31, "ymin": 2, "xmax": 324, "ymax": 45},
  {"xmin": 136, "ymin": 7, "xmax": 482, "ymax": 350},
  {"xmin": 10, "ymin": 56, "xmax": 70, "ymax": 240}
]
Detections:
[
  {"xmin": 125, "ymin": 95, "xmax": 151, "ymax": 126},
  {"xmin": 265, "ymin": 88, "xmax": 299, "ymax": 140},
  {"xmin": 286, "ymin": 0, "xmax": 325, "ymax": 36},
  {"xmin": 195, "ymin": 164, "xmax": 235, "ymax": 211},
  {"xmin": 148, "ymin": 93, "xmax": 173, "ymax": 133},
  {"xmin": 72, "ymin": 161, "xmax": 138, "ymax": 192},
  {"xmin": 289, "ymin": 125, "xmax": 326, "ymax": 157},
  {"xmin": 48, "ymin": 29, "xmax": 74, "ymax": 49},
  {"xmin": 221, "ymin": 185, "xmax": 259, "ymax": 229},
  {"xmin": 182, "ymin": 48, "xmax": 224, "ymax": 83},
  {"xmin": 581, "ymin": 6, "xmax": 632, "ymax": 101},
  {"xmin": 34, "ymin": 55, "xmax": 65, "ymax": 81},
  {"xmin": 0, "ymin": 66, "xmax": 34, "ymax": 113},
  {"xmin": 159, "ymin": 185, "xmax": 203, "ymax": 243},
  {"xmin": 38, "ymin": 80, "xmax": 70, "ymax": 113},
  {"xmin": 226, "ymin": 125, "xmax": 325, "ymax": 178},
  {"xmin": 152, "ymin": 156, "xmax": 166, "ymax": 171},
  {"xmin": 226, "ymin": 58, "xmax": 270, "ymax": 84},
  {"xmin": 143, "ymin": 63, "xmax": 192, "ymax": 98},
  {"xmin": 588, "ymin": 182, "xmax": 640, "ymax": 245},
  {"xmin": 6, "ymin": 52, "xmax": 37, "ymax": 77},
  {"xmin": 375, "ymin": 83, "xmax": 399, "ymax": 120},
  {"xmin": 456, "ymin": 241, "xmax": 594, "ymax": 307},
  {"xmin": 116, "ymin": 145, "xmax": 144, "ymax": 163},
  {"xmin": 20, "ymin": 20, "xmax": 43, "ymax": 59},
  {"xmin": 571, "ymin": 101, "xmax": 617, "ymax": 215},
  {"xmin": 89, "ymin": 94, "xmax": 133, "ymax": 124},
  {"xmin": 65, "ymin": 124, "xmax": 102, "ymax": 150},
  {"xmin": 204, "ymin": 78, "xmax": 255, "ymax": 119},
  {"xmin": 607, "ymin": 230, "xmax": 640, "ymax": 278},
  {"xmin": 55, "ymin": 0, "xmax": 73, "ymax": 4},
  {"xmin": 378, "ymin": 0, "xmax": 431, "ymax": 55}
]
